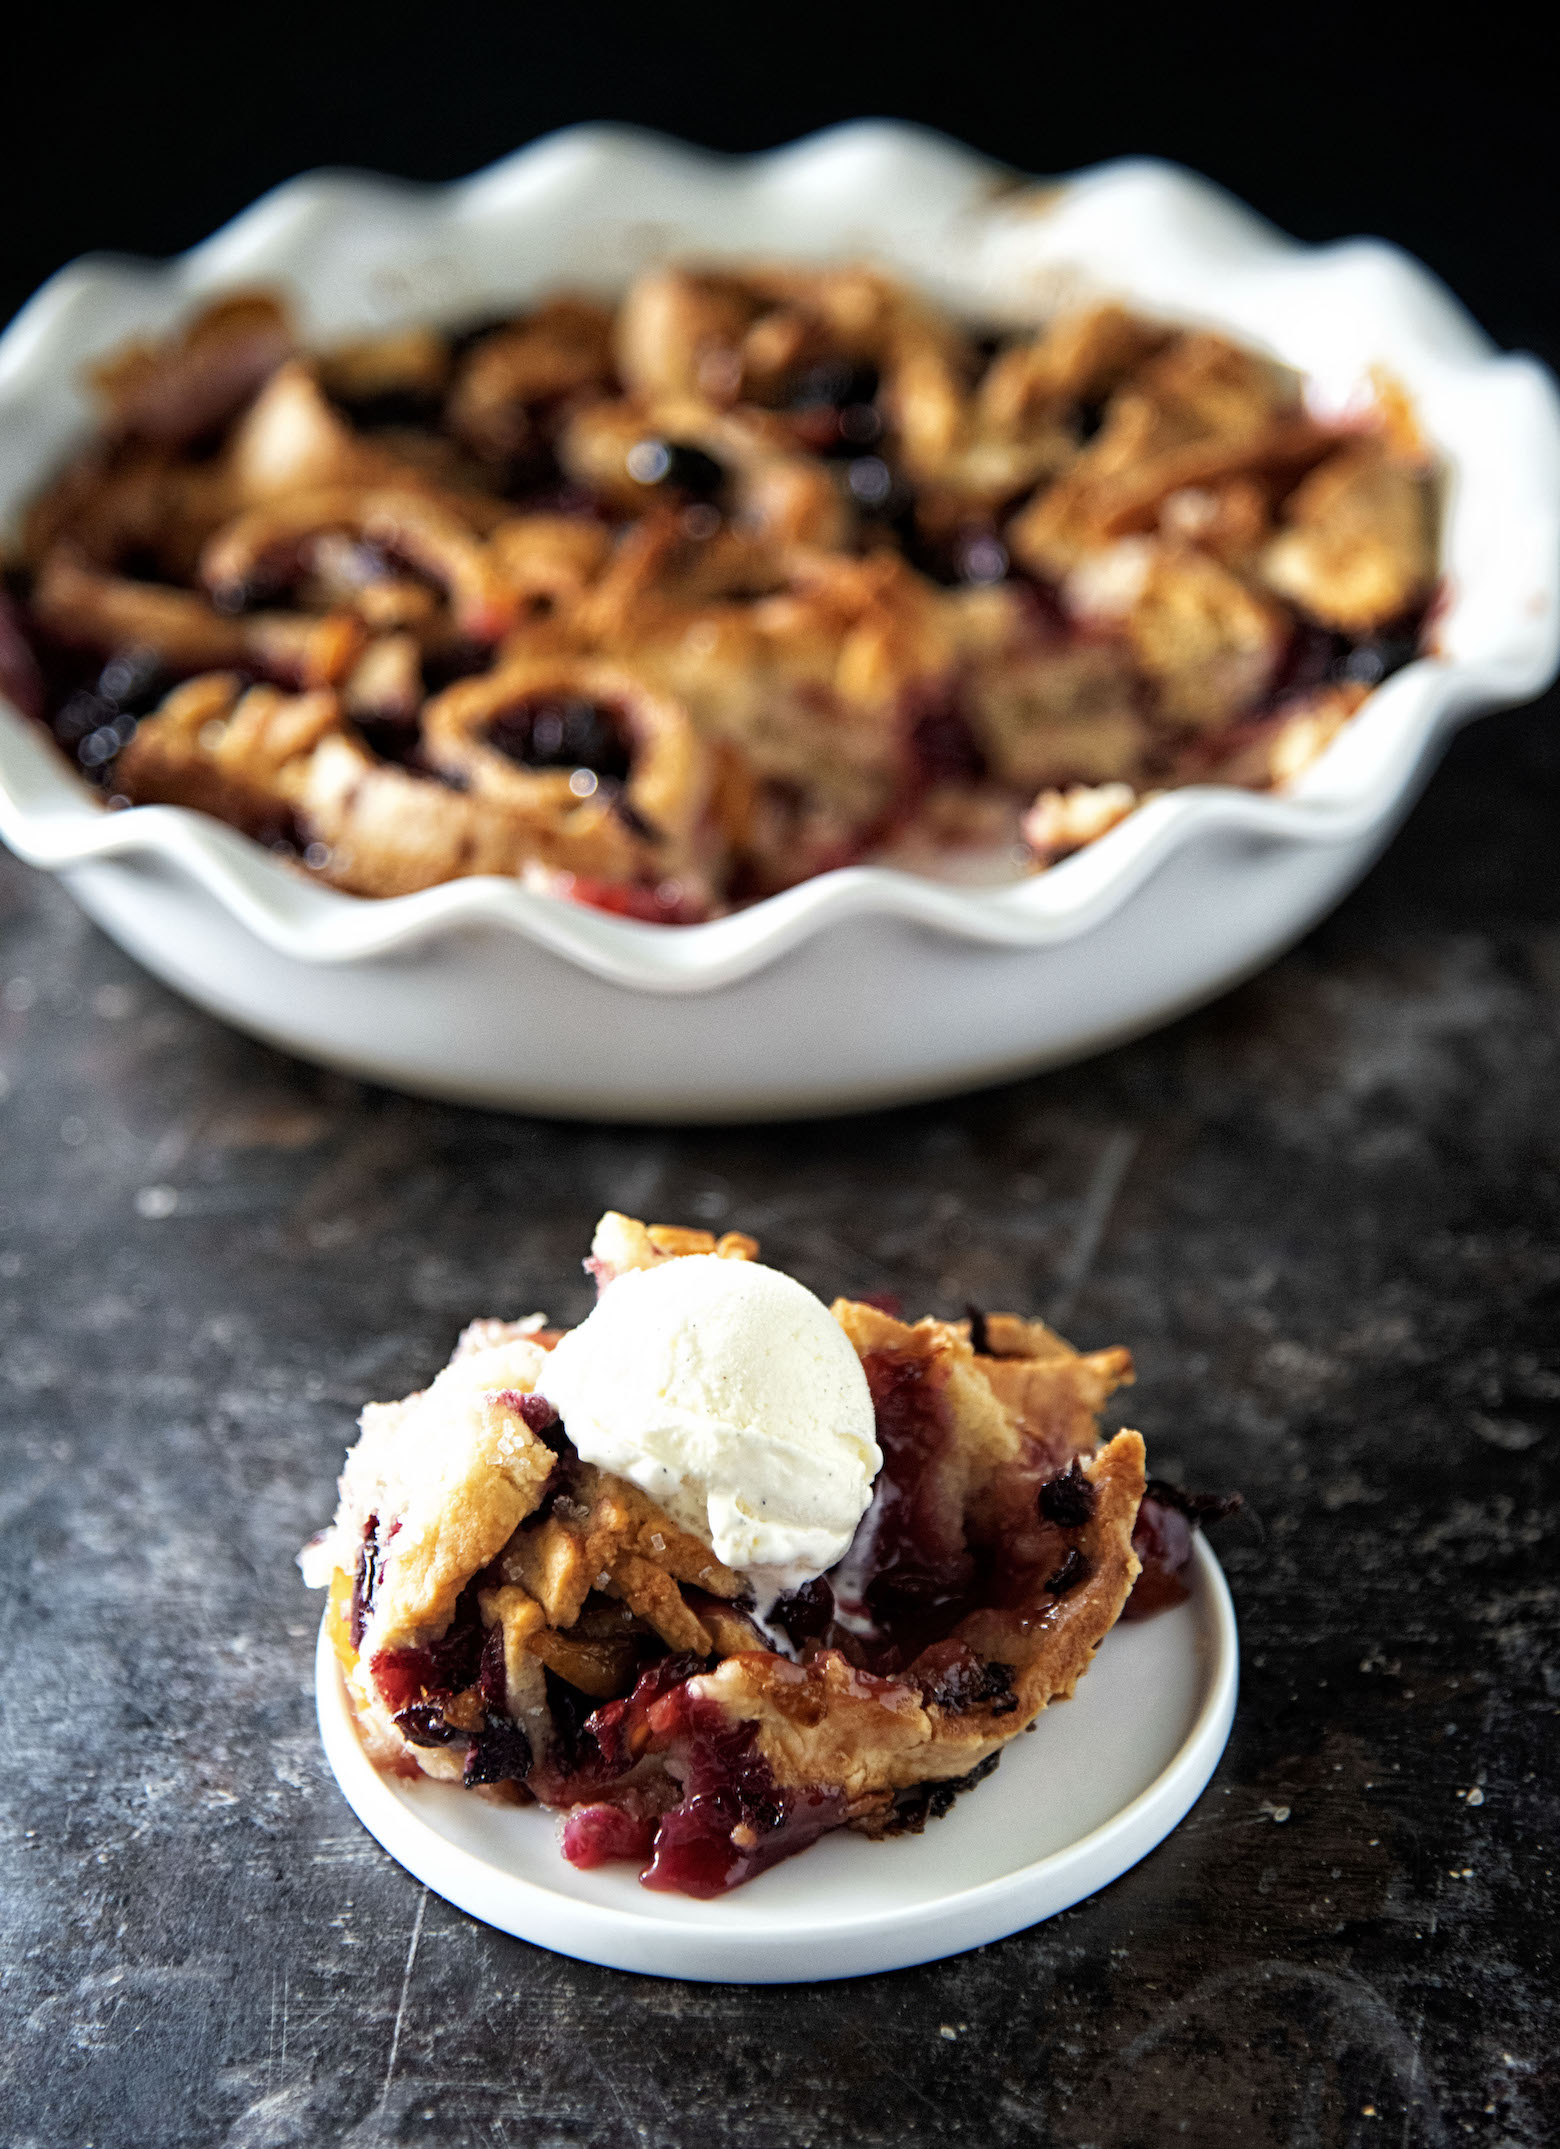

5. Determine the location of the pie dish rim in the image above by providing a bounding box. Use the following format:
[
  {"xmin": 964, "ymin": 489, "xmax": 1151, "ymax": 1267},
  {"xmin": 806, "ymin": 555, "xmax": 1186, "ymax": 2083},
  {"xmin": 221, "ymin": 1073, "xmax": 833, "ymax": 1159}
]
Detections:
[{"xmin": 0, "ymin": 121, "xmax": 1556, "ymax": 1001}]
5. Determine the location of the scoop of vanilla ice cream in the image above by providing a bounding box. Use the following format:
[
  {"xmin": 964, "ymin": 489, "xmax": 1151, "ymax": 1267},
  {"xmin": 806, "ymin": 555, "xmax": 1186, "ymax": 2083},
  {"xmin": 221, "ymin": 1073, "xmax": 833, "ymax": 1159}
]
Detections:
[{"xmin": 536, "ymin": 1254, "xmax": 880, "ymax": 1603}]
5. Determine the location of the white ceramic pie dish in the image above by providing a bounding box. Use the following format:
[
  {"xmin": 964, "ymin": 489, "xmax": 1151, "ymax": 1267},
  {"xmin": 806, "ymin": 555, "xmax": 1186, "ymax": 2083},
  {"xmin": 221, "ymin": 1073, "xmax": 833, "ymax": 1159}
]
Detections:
[
  {"xmin": 316, "ymin": 1532, "xmax": 1237, "ymax": 1982},
  {"xmin": 2, "ymin": 124, "xmax": 1556, "ymax": 1121}
]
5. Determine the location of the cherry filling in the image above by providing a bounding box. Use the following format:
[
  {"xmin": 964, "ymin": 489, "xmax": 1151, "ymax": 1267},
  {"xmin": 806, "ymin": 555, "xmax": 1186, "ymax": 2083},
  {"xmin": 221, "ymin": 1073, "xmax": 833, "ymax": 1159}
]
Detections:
[
  {"xmin": 353, "ymin": 715, "xmax": 429, "ymax": 771},
  {"xmin": 486, "ymin": 695, "xmax": 632, "ymax": 783},
  {"xmin": 562, "ymin": 877, "xmax": 708, "ymax": 926},
  {"xmin": 19, "ymin": 629, "xmax": 172, "ymax": 783},
  {"xmin": 768, "ymin": 1576, "xmax": 836, "ymax": 1650},
  {"xmin": 822, "ymin": 1347, "xmax": 1122, "ymax": 1688},
  {"xmin": 1121, "ymin": 1495, "xmax": 1194, "ymax": 1619},
  {"xmin": 369, "ymin": 1584, "xmax": 535, "ymax": 1788},
  {"xmin": 227, "ymin": 527, "xmax": 472, "ymax": 626},
  {"xmin": 1271, "ymin": 608, "xmax": 1426, "ymax": 704},
  {"xmin": 1121, "ymin": 1479, "xmax": 1244, "ymax": 1621},
  {"xmin": 625, "ymin": 437, "xmax": 726, "ymax": 502},
  {"xmin": 541, "ymin": 1652, "xmax": 846, "ymax": 1895},
  {"xmin": 464, "ymin": 1714, "xmax": 533, "ymax": 1788},
  {"xmin": 561, "ymin": 1803, "xmax": 658, "ymax": 1867},
  {"xmin": 780, "ymin": 361, "xmax": 883, "ymax": 459},
  {"xmin": 371, "ymin": 1584, "xmax": 486, "ymax": 1717},
  {"xmin": 582, "ymin": 1651, "xmax": 710, "ymax": 1775},
  {"xmin": 533, "ymin": 1651, "xmax": 704, "ymax": 1810},
  {"xmin": 909, "ymin": 701, "xmax": 988, "ymax": 788},
  {"xmin": 840, "ymin": 1349, "xmax": 977, "ymax": 1660},
  {"xmin": 1038, "ymin": 1457, "xmax": 1097, "ymax": 1529},
  {"xmin": 638, "ymin": 1686, "xmax": 847, "ymax": 1897}
]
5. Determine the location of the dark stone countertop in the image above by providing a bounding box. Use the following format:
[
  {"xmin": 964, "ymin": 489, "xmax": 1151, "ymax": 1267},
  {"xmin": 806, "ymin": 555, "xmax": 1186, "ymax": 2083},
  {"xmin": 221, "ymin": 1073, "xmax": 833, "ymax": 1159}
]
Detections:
[{"xmin": 0, "ymin": 696, "xmax": 1556, "ymax": 2149}]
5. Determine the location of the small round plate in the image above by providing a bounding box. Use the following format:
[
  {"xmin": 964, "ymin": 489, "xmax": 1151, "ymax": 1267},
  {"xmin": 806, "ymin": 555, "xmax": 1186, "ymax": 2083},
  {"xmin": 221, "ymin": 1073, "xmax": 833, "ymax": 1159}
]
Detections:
[{"xmin": 315, "ymin": 1538, "xmax": 1238, "ymax": 1983}]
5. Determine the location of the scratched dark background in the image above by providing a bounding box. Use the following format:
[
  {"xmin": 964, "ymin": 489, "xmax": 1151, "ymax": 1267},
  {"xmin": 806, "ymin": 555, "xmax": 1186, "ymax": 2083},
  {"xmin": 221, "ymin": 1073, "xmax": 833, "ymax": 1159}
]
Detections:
[{"xmin": 1, "ymin": 7, "xmax": 1558, "ymax": 2146}]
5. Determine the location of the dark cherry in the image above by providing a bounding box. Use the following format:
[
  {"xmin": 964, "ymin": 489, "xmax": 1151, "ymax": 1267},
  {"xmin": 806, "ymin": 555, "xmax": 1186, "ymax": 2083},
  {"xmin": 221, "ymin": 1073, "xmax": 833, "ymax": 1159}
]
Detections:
[
  {"xmin": 1335, "ymin": 618, "xmax": 1422, "ymax": 687},
  {"xmin": 561, "ymin": 1803, "xmax": 658, "ymax": 1867},
  {"xmin": 464, "ymin": 1713, "xmax": 533, "ymax": 1787},
  {"xmin": 855, "ymin": 1290, "xmax": 904, "ymax": 1318},
  {"xmin": 515, "ymin": 1392, "xmax": 560, "ymax": 1434},
  {"xmin": 211, "ymin": 566, "xmax": 290, "ymax": 616},
  {"xmin": 953, "ymin": 529, "xmax": 1010, "ymax": 587},
  {"xmin": 1122, "ymin": 1483, "xmax": 1243, "ymax": 1619},
  {"xmin": 420, "ymin": 640, "xmax": 496, "ymax": 693},
  {"xmin": 328, "ymin": 386, "xmax": 443, "ymax": 432},
  {"xmin": 41, "ymin": 643, "xmax": 171, "ymax": 776},
  {"xmin": 910, "ymin": 705, "xmax": 987, "ymax": 787},
  {"xmin": 353, "ymin": 714, "xmax": 427, "ymax": 770},
  {"xmin": 1121, "ymin": 1495, "xmax": 1195, "ymax": 1620},
  {"xmin": 373, "ymin": 1649, "xmax": 437, "ymax": 1713},
  {"xmin": 1038, "ymin": 1457, "xmax": 1097, "ymax": 1529},
  {"xmin": 539, "ymin": 1670, "xmax": 601, "ymax": 1776},
  {"xmin": 783, "ymin": 362, "xmax": 882, "ymax": 458},
  {"xmin": 914, "ymin": 1641, "xmax": 1018, "ymax": 1716},
  {"xmin": 769, "ymin": 1577, "xmax": 835, "ymax": 1649},
  {"xmin": 486, "ymin": 696, "xmax": 631, "ymax": 782},
  {"xmin": 1045, "ymin": 1547, "xmax": 1090, "ymax": 1596},
  {"xmin": 95, "ymin": 647, "xmax": 167, "ymax": 715},
  {"xmin": 1277, "ymin": 619, "xmax": 1352, "ymax": 700},
  {"xmin": 394, "ymin": 1702, "xmax": 467, "ymax": 1748},
  {"xmin": 1265, "ymin": 606, "xmax": 1424, "ymax": 724},
  {"xmin": 627, "ymin": 437, "xmax": 726, "ymax": 501}
]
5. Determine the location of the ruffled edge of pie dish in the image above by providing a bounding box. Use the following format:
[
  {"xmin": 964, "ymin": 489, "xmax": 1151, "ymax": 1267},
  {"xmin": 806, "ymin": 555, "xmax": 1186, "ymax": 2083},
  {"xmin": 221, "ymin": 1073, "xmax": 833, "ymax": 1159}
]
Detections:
[{"xmin": 0, "ymin": 122, "xmax": 1556, "ymax": 997}]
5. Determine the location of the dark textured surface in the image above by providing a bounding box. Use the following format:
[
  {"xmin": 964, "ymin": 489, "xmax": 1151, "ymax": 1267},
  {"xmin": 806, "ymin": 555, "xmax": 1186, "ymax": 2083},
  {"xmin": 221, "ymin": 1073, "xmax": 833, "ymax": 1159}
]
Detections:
[{"xmin": 1, "ymin": 695, "xmax": 1557, "ymax": 2148}]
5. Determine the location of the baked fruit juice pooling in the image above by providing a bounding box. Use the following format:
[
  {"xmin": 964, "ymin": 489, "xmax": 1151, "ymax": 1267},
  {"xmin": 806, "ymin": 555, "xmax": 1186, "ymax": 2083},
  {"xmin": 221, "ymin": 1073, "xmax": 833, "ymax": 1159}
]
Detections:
[{"xmin": 301, "ymin": 1212, "xmax": 1227, "ymax": 1897}]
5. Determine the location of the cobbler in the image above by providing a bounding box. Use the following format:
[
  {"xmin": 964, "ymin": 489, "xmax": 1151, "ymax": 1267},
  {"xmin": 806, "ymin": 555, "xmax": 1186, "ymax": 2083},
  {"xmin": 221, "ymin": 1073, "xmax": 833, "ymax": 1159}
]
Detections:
[
  {"xmin": 299, "ymin": 1212, "xmax": 1235, "ymax": 1896},
  {"xmin": 2, "ymin": 269, "xmax": 1437, "ymax": 921}
]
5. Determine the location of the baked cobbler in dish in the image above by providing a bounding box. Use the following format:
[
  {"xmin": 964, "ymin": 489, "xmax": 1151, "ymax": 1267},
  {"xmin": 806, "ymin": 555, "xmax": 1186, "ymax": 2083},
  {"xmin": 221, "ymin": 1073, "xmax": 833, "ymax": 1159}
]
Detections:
[
  {"xmin": 299, "ymin": 1213, "xmax": 1236, "ymax": 1896},
  {"xmin": 3, "ymin": 271, "xmax": 1438, "ymax": 921}
]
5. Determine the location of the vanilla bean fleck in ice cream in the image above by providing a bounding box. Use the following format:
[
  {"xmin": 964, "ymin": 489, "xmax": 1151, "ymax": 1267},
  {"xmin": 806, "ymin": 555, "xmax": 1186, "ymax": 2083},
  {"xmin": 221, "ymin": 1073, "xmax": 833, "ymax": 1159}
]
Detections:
[{"xmin": 537, "ymin": 1253, "xmax": 881, "ymax": 1605}]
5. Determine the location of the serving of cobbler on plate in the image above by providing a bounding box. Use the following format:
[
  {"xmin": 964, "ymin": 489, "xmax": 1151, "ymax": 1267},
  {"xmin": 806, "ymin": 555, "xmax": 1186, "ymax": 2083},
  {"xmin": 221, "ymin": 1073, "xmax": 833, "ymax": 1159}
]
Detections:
[
  {"xmin": 2, "ymin": 263, "xmax": 1438, "ymax": 924},
  {"xmin": 300, "ymin": 1213, "xmax": 1236, "ymax": 1898}
]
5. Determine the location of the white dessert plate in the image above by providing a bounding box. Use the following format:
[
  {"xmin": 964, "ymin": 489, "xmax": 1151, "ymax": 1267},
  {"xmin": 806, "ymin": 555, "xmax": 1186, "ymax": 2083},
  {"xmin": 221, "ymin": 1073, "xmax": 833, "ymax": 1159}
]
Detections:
[
  {"xmin": 314, "ymin": 1533, "xmax": 1237, "ymax": 1982},
  {"xmin": 10, "ymin": 123, "xmax": 1550, "ymax": 1118}
]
